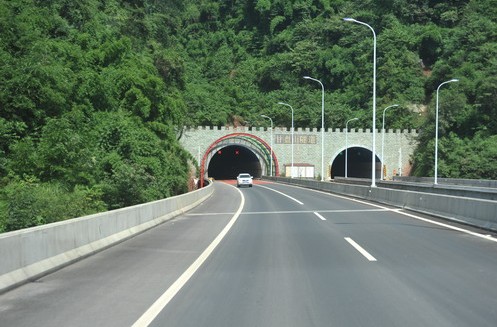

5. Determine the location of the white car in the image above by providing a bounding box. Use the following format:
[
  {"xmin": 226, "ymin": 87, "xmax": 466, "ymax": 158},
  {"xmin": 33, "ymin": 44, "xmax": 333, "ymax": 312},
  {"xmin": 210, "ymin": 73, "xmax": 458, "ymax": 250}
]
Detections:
[{"xmin": 236, "ymin": 173, "xmax": 253, "ymax": 187}]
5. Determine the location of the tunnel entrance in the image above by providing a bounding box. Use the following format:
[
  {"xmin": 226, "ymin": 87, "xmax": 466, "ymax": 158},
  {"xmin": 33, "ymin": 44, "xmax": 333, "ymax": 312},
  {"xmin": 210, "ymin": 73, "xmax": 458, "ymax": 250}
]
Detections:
[
  {"xmin": 331, "ymin": 147, "xmax": 381, "ymax": 179},
  {"xmin": 200, "ymin": 132, "xmax": 279, "ymax": 187},
  {"xmin": 207, "ymin": 145, "xmax": 262, "ymax": 179}
]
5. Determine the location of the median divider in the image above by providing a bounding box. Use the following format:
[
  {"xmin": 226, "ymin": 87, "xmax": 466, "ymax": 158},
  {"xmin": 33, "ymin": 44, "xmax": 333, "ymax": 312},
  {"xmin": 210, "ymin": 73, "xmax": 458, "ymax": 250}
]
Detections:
[
  {"xmin": 265, "ymin": 177, "xmax": 497, "ymax": 232},
  {"xmin": 0, "ymin": 183, "xmax": 214, "ymax": 294}
]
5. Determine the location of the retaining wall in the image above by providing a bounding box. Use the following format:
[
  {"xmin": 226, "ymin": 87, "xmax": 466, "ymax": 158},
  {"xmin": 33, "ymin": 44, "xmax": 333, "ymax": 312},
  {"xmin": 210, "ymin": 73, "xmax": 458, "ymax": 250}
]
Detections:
[{"xmin": 0, "ymin": 184, "xmax": 213, "ymax": 294}]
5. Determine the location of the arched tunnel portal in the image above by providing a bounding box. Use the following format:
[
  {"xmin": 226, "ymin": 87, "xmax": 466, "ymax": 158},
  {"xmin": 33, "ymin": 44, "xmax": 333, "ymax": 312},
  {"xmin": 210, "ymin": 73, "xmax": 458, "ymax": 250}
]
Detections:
[
  {"xmin": 200, "ymin": 133, "xmax": 279, "ymax": 184},
  {"xmin": 331, "ymin": 146, "xmax": 381, "ymax": 179},
  {"xmin": 208, "ymin": 145, "xmax": 261, "ymax": 179}
]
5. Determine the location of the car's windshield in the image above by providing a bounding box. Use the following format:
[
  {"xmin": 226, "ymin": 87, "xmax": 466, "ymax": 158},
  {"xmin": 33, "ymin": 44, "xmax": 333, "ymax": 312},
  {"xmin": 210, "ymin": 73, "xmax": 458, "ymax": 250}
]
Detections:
[{"xmin": 239, "ymin": 174, "xmax": 251, "ymax": 178}]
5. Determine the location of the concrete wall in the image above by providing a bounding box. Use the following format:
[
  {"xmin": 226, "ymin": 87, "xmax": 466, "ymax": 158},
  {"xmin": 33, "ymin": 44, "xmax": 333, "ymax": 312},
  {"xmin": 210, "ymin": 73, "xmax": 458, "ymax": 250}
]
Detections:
[
  {"xmin": 266, "ymin": 177, "xmax": 497, "ymax": 232},
  {"xmin": 379, "ymin": 180, "xmax": 497, "ymax": 201},
  {"xmin": 0, "ymin": 184, "xmax": 214, "ymax": 294},
  {"xmin": 334, "ymin": 177, "xmax": 497, "ymax": 201}
]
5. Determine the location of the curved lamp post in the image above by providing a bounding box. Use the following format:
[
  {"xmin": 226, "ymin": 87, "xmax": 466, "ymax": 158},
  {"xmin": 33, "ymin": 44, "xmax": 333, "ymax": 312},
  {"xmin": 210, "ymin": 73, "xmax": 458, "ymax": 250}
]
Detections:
[
  {"xmin": 277, "ymin": 102, "xmax": 294, "ymax": 178},
  {"xmin": 381, "ymin": 104, "xmax": 399, "ymax": 180},
  {"xmin": 345, "ymin": 118, "xmax": 359, "ymax": 178},
  {"xmin": 303, "ymin": 76, "xmax": 325, "ymax": 181},
  {"xmin": 261, "ymin": 115, "xmax": 273, "ymax": 176},
  {"xmin": 434, "ymin": 78, "xmax": 459, "ymax": 185},
  {"xmin": 343, "ymin": 17, "xmax": 377, "ymax": 187}
]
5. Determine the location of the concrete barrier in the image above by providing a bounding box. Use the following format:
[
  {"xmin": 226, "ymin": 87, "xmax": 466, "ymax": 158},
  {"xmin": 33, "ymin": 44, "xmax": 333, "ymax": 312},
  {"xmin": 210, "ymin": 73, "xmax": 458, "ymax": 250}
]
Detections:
[
  {"xmin": 378, "ymin": 180, "xmax": 497, "ymax": 201},
  {"xmin": 0, "ymin": 183, "xmax": 214, "ymax": 294},
  {"xmin": 265, "ymin": 177, "xmax": 497, "ymax": 232},
  {"xmin": 393, "ymin": 176, "xmax": 497, "ymax": 188}
]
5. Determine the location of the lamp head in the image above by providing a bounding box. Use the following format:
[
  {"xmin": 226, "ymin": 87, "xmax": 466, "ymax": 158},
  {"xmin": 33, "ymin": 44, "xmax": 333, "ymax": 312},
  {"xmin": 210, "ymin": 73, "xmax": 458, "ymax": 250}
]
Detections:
[
  {"xmin": 343, "ymin": 17, "xmax": 356, "ymax": 22},
  {"xmin": 303, "ymin": 76, "xmax": 311, "ymax": 79},
  {"xmin": 450, "ymin": 78, "xmax": 459, "ymax": 83}
]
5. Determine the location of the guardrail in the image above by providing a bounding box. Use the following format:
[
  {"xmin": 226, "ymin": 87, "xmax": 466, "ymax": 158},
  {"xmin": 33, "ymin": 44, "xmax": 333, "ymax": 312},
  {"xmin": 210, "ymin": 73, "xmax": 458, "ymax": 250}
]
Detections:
[
  {"xmin": 265, "ymin": 177, "xmax": 497, "ymax": 232},
  {"xmin": 0, "ymin": 183, "xmax": 214, "ymax": 294}
]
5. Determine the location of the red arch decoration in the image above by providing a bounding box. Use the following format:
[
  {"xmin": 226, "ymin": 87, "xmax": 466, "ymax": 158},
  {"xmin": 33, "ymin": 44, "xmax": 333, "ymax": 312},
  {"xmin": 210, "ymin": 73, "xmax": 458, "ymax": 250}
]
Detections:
[{"xmin": 200, "ymin": 133, "xmax": 279, "ymax": 187}]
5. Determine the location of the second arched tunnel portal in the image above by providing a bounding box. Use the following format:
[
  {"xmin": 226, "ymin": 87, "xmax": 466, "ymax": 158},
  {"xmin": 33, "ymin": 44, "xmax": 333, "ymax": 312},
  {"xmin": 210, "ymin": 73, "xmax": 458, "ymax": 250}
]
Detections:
[{"xmin": 331, "ymin": 147, "xmax": 382, "ymax": 179}]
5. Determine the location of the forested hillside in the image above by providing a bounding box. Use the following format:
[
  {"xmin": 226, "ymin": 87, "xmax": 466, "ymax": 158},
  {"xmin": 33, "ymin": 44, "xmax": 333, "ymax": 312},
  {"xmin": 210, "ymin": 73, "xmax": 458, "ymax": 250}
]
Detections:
[{"xmin": 1, "ymin": 0, "xmax": 496, "ymax": 232}]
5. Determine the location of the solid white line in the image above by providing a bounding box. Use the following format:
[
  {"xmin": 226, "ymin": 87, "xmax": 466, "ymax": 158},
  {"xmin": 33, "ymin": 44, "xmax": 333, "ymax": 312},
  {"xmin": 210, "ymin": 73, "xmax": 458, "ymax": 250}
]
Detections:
[
  {"xmin": 344, "ymin": 237, "xmax": 377, "ymax": 262},
  {"xmin": 281, "ymin": 183, "xmax": 497, "ymax": 243},
  {"xmin": 393, "ymin": 210, "xmax": 497, "ymax": 243},
  {"xmin": 257, "ymin": 185, "xmax": 304, "ymax": 205},
  {"xmin": 314, "ymin": 212, "xmax": 327, "ymax": 221},
  {"xmin": 131, "ymin": 188, "xmax": 246, "ymax": 327}
]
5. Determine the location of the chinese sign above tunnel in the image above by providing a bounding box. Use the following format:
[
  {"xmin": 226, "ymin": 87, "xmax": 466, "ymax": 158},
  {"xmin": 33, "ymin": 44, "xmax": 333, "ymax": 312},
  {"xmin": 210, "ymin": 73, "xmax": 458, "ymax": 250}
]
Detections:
[{"xmin": 275, "ymin": 134, "xmax": 317, "ymax": 144}]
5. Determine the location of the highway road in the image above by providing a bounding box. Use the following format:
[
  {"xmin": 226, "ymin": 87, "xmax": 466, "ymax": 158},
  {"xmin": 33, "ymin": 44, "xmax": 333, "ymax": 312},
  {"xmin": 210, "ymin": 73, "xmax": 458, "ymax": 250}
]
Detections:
[{"xmin": 1, "ymin": 181, "xmax": 497, "ymax": 326}]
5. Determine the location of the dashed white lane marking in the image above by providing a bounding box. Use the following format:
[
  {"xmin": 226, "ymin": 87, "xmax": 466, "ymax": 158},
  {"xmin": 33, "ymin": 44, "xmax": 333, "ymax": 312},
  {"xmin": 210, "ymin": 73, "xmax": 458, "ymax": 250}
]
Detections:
[
  {"xmin": 131, "ymin": 188, "xmax": 246, "ymax": 327},
  {"xmin": 257, "ymin": 184, "xmax": 304, "ymax": 205},
  {"xmin": 281, "ymin": 183, "xmax": 497, "ymax": 244},
  {"xmin": 345, "ymin": 237, "xmax": 377, "ymax": 262},
  {"xmin": 314, "ymin": 212, "xmax": 327, "ymax": 221}
]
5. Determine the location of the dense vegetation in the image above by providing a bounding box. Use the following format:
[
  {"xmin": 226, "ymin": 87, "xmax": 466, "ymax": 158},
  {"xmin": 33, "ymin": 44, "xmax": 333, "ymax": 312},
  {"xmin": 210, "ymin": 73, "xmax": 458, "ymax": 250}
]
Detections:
[{"xmin": 1, "ymin": 0, "xmax": 496, "ymax": 232}]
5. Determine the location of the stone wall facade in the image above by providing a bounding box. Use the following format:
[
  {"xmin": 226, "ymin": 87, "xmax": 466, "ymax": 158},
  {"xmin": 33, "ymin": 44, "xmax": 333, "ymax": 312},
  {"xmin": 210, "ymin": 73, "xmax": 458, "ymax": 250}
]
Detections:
[{"xmin": 179, "ymin": 126, "xmax": 418, "ymax": 180}]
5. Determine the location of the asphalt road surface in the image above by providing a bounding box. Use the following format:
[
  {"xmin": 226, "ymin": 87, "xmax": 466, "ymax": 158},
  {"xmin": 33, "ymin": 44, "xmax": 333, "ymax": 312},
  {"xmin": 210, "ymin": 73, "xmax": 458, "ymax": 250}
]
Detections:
[{"xmin": 1, "ymin": 181, "xmax": 497, "ymax": 327}]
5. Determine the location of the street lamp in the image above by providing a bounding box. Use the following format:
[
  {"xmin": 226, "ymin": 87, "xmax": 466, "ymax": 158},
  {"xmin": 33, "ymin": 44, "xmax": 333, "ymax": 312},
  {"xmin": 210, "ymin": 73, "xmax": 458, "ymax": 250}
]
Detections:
[
  {"xmin": 261, "ymin": 115, "xmax": 273, "ymax": 177},
  {"xmin": 303, "ymin": 76, "xmax": 325, "ymax": 181},
  {"xmin": 434, "ymin": 78, "xmax": 459, "ymax": 185},
  {"xmin": 343, "ymin": 17, "xmax": 378, "ymax": 187},
  {"xmin": 345, "ymin": 118, "xmax": 359, "ymax": 178},
  {"xmin": 381, "ymin": 104, "xmax": 399, "ymax": 180},
  {"xmin": 277, "ymin": 102, "xmax": 294, "ymax": 178}
]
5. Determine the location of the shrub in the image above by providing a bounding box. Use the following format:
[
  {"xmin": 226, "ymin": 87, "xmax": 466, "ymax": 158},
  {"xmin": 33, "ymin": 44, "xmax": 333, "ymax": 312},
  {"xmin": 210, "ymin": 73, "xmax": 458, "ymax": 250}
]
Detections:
[{"xmin": 4, "ymin": 180, "xmax": 106, "ymax": 232}]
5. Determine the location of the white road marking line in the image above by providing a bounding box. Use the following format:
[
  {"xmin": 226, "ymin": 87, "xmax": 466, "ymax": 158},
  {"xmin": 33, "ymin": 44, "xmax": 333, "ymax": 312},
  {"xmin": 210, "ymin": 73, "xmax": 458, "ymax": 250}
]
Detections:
[
  {"xmin": 187, "ymin": 212, "xmax": 238, "ymax": 216},
  {"xmin": 314, "ymin": 212, "xmax": 327, "ymax": 221},
  {"xmin": 345, "ymin": 237, "xmax": 377, "ymax": 262},
  {"xmin": 131, "ymin": 188, "xmax": 246, "ymax": 327},
  {"xmin": 393, "ymin": 210, "xmax": 497, "ymax": 243},
  {"xmin": 257, "ymin": 185, "xmax": 304, "ymax": 205},
  {"xmin": 187, "ymin": 208, "xmax": 389, "ymax": 216},
  {"xmin": 282, "ymin": 183, "xmax": 497, "ymax": 243}
]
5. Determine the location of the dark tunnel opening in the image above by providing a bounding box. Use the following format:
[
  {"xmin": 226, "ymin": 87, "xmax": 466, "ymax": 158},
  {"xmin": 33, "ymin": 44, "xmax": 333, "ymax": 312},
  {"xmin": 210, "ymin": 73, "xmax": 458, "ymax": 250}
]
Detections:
[
  {"xmin": 331, "ymin": 147, "xmax": 381, "ymax": 179},
  {"xmin": 208, "ymin": 145, "xmax": 262, "ymax": 179}
]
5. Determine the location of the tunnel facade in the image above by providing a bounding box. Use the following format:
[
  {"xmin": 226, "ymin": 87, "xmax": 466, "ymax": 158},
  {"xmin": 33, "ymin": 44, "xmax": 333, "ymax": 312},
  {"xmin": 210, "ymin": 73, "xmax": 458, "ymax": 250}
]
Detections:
[{"xmin": 182, "ymin": 126, "xmax": 417, "ymax": 184}]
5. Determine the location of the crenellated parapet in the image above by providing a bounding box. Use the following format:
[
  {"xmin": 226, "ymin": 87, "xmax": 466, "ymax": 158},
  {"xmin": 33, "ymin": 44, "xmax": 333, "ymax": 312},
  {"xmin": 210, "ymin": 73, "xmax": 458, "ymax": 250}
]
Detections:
[{"xmin": 184, "ymin": 126, "xmax": 419, "ymax": 135}]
